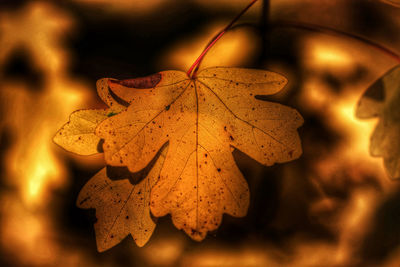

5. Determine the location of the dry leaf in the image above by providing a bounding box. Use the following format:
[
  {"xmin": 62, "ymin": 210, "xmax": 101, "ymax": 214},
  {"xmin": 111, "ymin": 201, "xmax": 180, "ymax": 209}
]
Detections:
[
  {"xmin": 53, "ymin": 109, "xmax": 110, "ymax": 155},
  {"xmin": 53, "ymin": 79, "xmax": 126, "ymax": 155},
  {"xmin": 96, "ymin": 67, "xmax": 303, "ymax": 240},
  {"xmin": 77, "ymin": 146, "xmax": 167, "ymax": 251},
  {"xmin": 357, "ymin": 65, "xmax": 400, "ymax": 179}
]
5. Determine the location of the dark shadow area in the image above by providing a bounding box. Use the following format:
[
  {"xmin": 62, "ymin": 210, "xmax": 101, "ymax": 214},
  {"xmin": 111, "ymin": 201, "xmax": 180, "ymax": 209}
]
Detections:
[
  {"xmin": 1, "ymin": 48, "xmax": 45, "ymax": 92},
  {"xmin": 106, "ymin": 143, "xmax": 168, "ymax": 185},
  {"xmin": 359, "ymin": 190, "xmax": 400, "ymax": 264}
]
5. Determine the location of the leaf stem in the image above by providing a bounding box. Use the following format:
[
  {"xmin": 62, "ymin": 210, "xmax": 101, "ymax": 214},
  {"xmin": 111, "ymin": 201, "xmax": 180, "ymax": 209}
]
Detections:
[
  {"xmin": 271, "ymin": 20, "xmax": 400, "ymax": 63},
  {"xmin": 187, "ymin": 0, "xmax": 258, "ymax": 78}
]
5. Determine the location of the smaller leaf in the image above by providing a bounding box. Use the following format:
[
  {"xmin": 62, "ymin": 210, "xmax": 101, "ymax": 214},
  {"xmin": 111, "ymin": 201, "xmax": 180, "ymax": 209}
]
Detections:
[
  {"xmin": 54, "ymin": 78, "xmax": 126, "ymax": 155},
  {"xmin": 53, "ymin": 109, "xmax": 110, "ymax": 155},
  {"xmin": 77, "ymin": 146, "xmax": 167, "ymax": 251},
  {"xmin": 356, "ymin": 65, "xmax": 400, "ymax": 179}
]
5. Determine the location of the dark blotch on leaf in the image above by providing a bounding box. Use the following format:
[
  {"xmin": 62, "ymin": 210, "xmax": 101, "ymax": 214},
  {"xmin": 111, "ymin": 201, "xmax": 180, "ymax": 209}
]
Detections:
[{"xmin": 111, "ymin": 73, "xmax": 162, "ymax": 89}]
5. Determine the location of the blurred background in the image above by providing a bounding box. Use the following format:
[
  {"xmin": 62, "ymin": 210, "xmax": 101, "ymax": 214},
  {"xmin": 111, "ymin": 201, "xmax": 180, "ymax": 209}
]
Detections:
[{"xmin": 1, "ymin": 0, "xmax": 400, "ymax": 266}]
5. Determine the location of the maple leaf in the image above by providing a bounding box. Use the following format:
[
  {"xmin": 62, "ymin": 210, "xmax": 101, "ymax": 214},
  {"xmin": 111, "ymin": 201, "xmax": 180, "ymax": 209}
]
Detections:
[
  {"xmin": 96, "ymin": 67, "xmax": 304, "ymax": 240},
  {"xmin": 77, "ymin": 146, "xmax": 167, "ymax": 251},
  {"xmin": 357, "ymin": 65, "xmax": 400, "ymax": 179}
]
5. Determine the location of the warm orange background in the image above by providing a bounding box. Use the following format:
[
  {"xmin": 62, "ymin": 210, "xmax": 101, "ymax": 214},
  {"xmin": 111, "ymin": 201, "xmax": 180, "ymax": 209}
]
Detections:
[{"xmin": 0, "ymin": 0, "xmax": 400, "ymax": 266}]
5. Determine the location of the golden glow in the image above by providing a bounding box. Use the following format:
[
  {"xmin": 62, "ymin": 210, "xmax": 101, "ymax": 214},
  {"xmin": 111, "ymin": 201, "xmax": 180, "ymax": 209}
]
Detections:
[
  {"xmin": 0, "ymin": 195, "xmax": 56, "ymax": 265},
  {"xmin": 300, "ymin": 78, "xmax": 332, "ymax": 111},
  {"xmin": 301, "ymin": 34, "xmax": 386, "ymax": 181},
  {"xmin": 303, "ymin": 35, "xmax": 357, "ymax": 76},
  {"xmin": 312, "ymin": 45, "xmax": 352, "ymax": 67},
  {"xmin": 294, "ymin": 33, "xmax": 395, "ymax": 266},
  {"xmin": 333, "ymin": 91, "xmax": 379, "ymax": 158},
  {"xmin": 181, "ymin": 247, "xmax": 273, "ymax": 267},
  {"xmin": 26, "ymin": 140, "xmax": 60, "ymax": 201},
  {"xmin": 141, "ymin": 236, "xmax": 185, "ymax": 266},
  {"xmin": 0, "ymin": 2, "xmax": 95, "ymax": 266},
  {"xmin": 0, "ymin": 2, "xmax": 93, "ymax": 207},
  {"xmin": 160, "ymin": 22, "xmax": 260, "ymax": 71}
]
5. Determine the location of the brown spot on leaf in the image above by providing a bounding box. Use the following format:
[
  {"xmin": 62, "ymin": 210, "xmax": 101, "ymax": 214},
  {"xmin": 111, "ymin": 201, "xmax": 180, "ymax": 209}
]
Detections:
[{"xmin": 110, "ymin": 73, "xmax": 162, "ymax": 89}]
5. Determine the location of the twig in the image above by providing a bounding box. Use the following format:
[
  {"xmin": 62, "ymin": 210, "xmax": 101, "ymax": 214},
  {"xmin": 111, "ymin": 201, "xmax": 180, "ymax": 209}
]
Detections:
[{"xmin": 187, "ymin": 0, "xmax": 259, "ymax": 78}]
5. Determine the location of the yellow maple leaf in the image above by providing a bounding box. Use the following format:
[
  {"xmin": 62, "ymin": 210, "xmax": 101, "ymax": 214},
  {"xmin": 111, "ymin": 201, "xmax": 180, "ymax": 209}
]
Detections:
[
  {"xmin": 77, "ymin": 146, "xmax": 167, "ymax": 251},
  {"xmin": 96, "ymin": 67, "xmax": 303, "ymax": 240},
  {"xmin": 53, "ymin": 109, "xmax": 109, "ymax": 155},
  {"xmin": 53, "ymin": 78, "xmax": 126, "ymax": 155}
]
